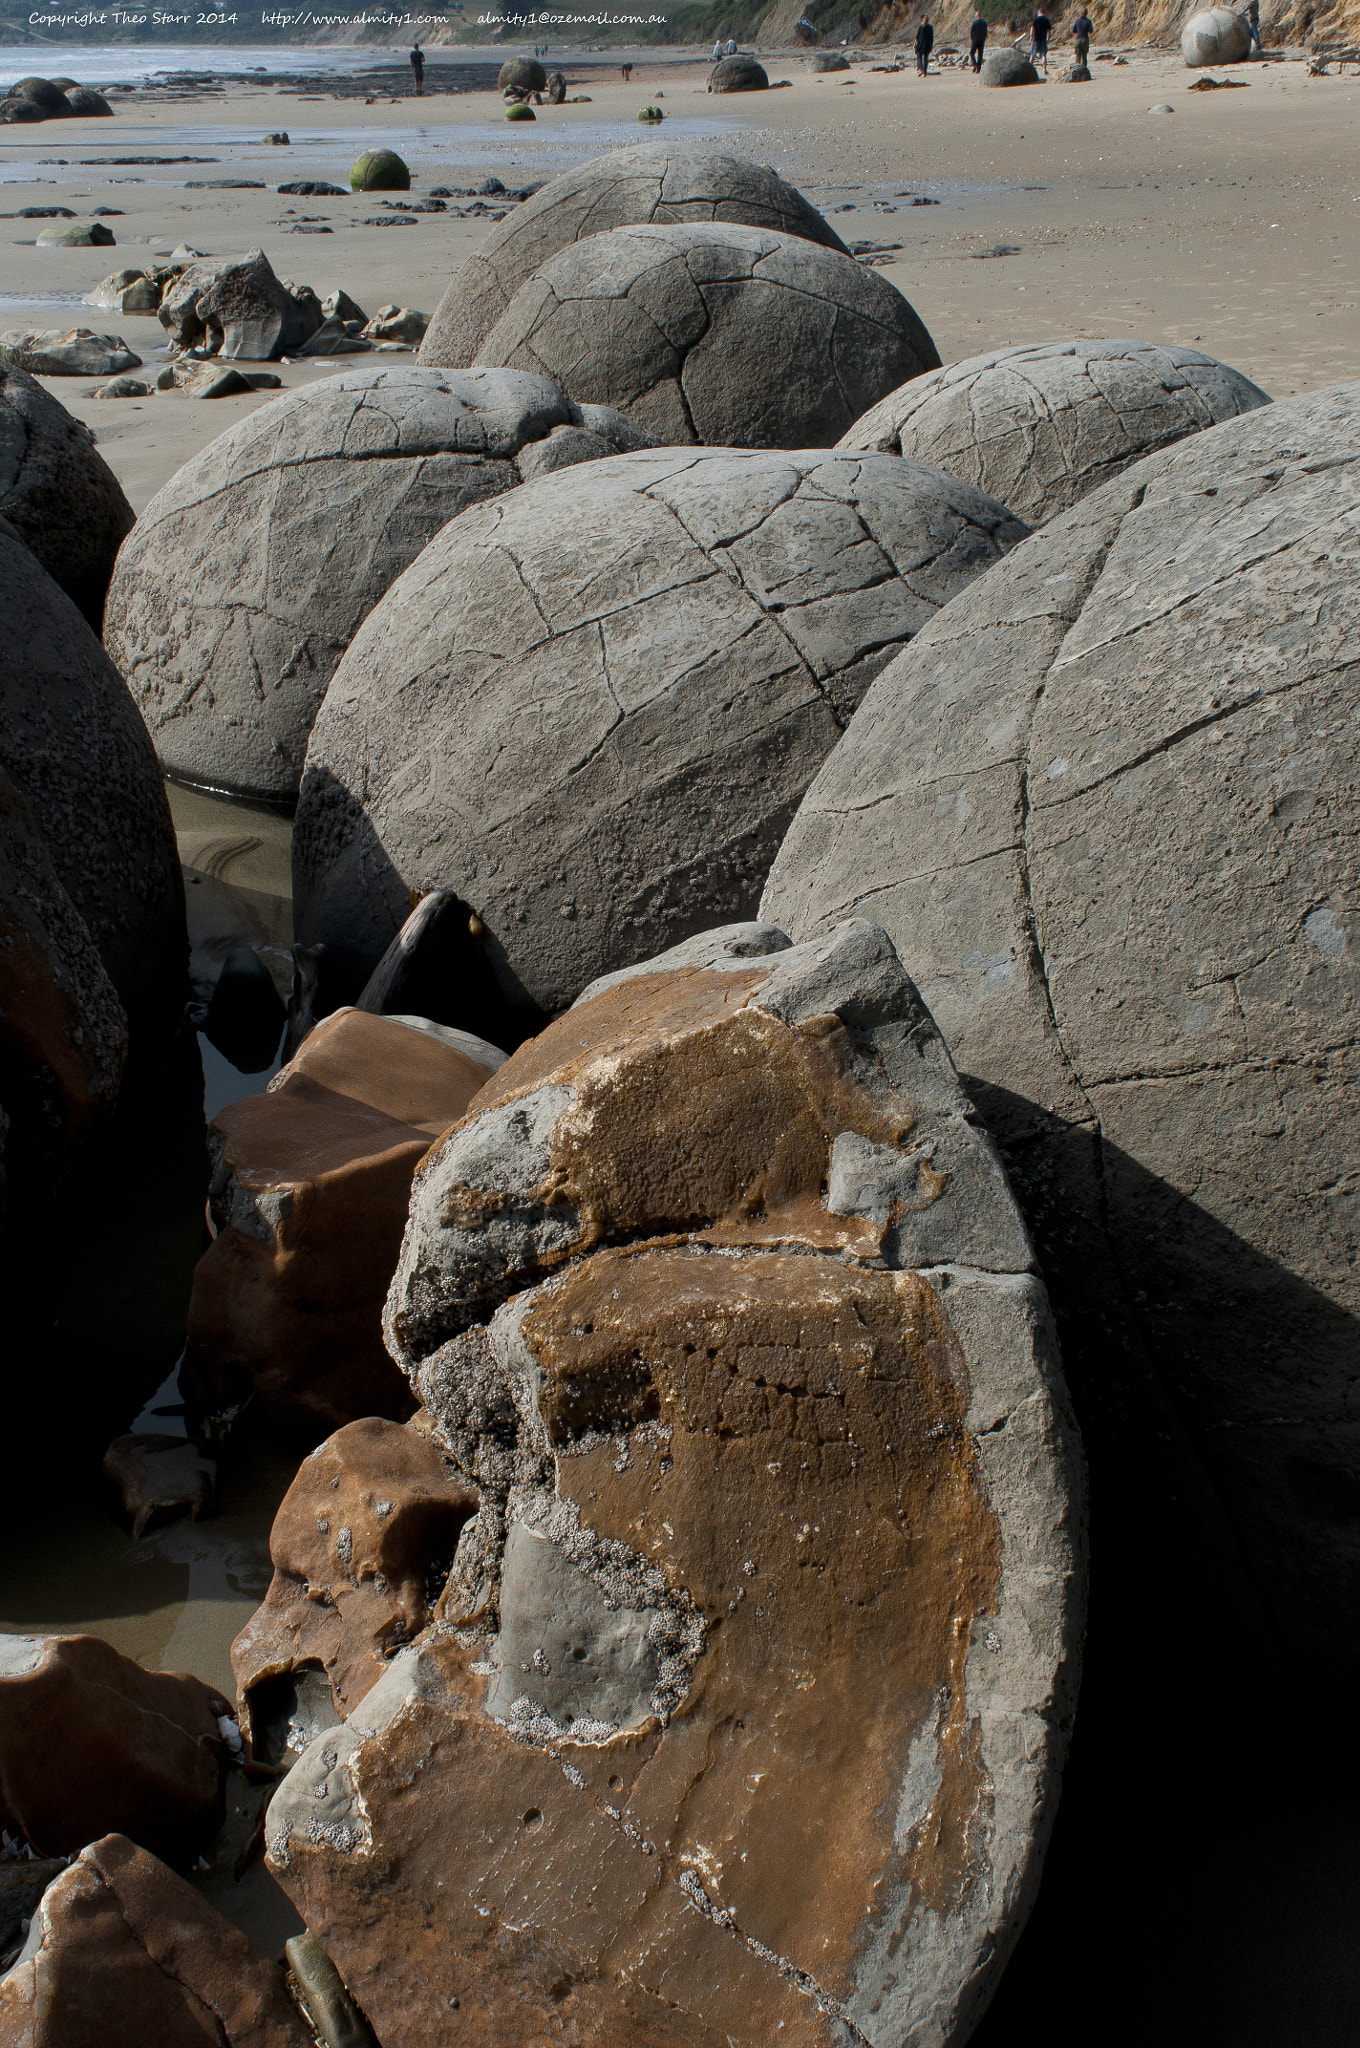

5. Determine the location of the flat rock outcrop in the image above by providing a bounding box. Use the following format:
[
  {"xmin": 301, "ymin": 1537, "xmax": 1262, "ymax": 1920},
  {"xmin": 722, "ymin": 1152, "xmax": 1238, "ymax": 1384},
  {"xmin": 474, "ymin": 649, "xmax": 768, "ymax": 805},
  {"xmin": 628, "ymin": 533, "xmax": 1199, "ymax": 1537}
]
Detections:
[
  {"xmin": 840, "ymin": 338, "xmax": 1271, "ymax": 526},
  {"xmin": 183, "ymin": 1007, "xmax": 501, "ymax": 1435},
  {"xmin": 418, "ymin": 144, "xmax": 850, "ymax": 372},
  {"xmin": 0, "ymin": 1834, "xmax": 313, "ymax": 2047},
  {"xmin": 261, "ymin": 920, "xmax": 1085, "ymax": 2046},
  {"xmin": 762, "ymin": 381, "xmax": 1360, "ymax": 1675},
  {"xmin": 0, "ymin": 518, "xmax": 185, "ymax": 1035},
  {"xmin": 0, "ymin": 1634, "xmax": 231, "ymax": 1863},
  {"xmin": 292, "ymin": 447, "xmax": 1028, "ymax": 1017},
  {"xmin": 476, "ymin": 220, "xmax": 940, "ymax": 448},
  {"xmin": 0, "ymin": 365, "xmax": 134, "ymax": 627},
  {"xmin": 105, "ymin": 365, "xmax": 656, "ymax": 802}
]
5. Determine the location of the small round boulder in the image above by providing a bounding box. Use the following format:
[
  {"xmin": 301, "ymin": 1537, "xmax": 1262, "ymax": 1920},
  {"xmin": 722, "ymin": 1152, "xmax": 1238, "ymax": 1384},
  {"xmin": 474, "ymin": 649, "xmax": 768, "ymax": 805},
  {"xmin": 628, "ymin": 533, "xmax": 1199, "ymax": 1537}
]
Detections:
[
  {"xmin": 292, "ymin": 445, "xmax": 1029, "ymax": 1012},
  {"xmin": 505, "ymin": 102, "xmax": 535, "ymax": 121},
  {"xmin": 709, "ymin": 54, "xmax": 768, "ymax": 90},
  {"xmin": 477, "ymin": 219, "xmax": 940, "ymax": 449},
  {"xmin": 980, "ymin": 50, "xmax": 1041, "ymax": 82},
  {"xmin": 64, "ymin": 86, "xmax": 112, "ymax": 115},
  {"xmin": 419, "ymin": 143, "xmax": 851, "ymax": 372},
  {"xmin": 104, "ymin": 365, "xmax": 657, "ymax": 803},
  {"xmin": 813, "ymin": 49, "xmax": 850, "ymax": 68},
  {"xmin": 1181, "ymin": 6, "xmax": 1252, "ymax": 63},
  {"xmin": 840, "ymin": 337, "xmax": 1272, "ymax": 525},
  {"xmin": 497, "ymin": 56, "xmax": 546, "ymax": 91},
  {"xmin": 350, "ymin": 148, "xmax": 410, "ymax": 192},
  {"xmin": 0, "ymin": 366, "xmax": 135, "ymax": 629},
  {"xmin": 1, "ymin": 97, "xmax": 46, "ymax": 123}
]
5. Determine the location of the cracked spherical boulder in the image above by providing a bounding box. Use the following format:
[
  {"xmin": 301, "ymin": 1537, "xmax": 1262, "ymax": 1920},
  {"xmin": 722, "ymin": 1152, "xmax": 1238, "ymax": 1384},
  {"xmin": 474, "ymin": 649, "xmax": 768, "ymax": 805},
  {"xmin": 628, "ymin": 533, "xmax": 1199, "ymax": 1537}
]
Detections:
[
  {"xmin": 418, "ymin": 143, "xmax": 851, "ymax": 372},
  {"xmin": 841, "ymin": 338, "xmax": 1271, "ymax": 527},
  {"xmin": 292, "ymin": 446, "xmax": 1028, "ymax": 1015},
  {"xmin": 476, "ymin": 220, "xmax": 940, "ymax": 448},
  {"xmin": 979, "ymin": 50, "xmax": 1041, "ymax": 83},
  {"xmin": 0, "ymin": 365, "xmax": 134, "ymax": 628},
  {"xmin": 261, "ymin": 919, "xmax": 1085, "ymax": 2045},
  {"xmin": 1181, "ymin": 5, "xmax": 1252, "ymax": 62},
  {"xmin": 708, "ymin": 53, "xmax": 769, "ymax": 89},
  {"xmin": 763, "ymin": 382, "xmax": 1360, "ymax": 1675},
  {"xmin": 1, "ymin": 518, "xmax": 185, "ymax": 1037},
  {"xmin": 104, "ymin": 365, "xmax": 657, "ymax": 802}
]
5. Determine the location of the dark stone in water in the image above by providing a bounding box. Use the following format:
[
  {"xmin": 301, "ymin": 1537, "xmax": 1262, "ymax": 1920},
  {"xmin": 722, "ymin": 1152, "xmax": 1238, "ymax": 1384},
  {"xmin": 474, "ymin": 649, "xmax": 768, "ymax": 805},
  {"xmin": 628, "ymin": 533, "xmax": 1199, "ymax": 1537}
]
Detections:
[{"xmin": 201, "ymin": 944, "xmax": 284, "ymax": 1073}]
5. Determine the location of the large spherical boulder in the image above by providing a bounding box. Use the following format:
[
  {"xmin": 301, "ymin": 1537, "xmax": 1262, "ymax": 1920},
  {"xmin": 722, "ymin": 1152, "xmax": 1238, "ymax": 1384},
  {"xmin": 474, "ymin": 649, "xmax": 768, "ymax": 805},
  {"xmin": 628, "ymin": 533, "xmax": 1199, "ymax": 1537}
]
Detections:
[
  {"xmin": 0, "ymin": 98, "xmax": 45, "ymax": 123},
  {"xmin": 842, "ymin": 338, "xmax": 1272, "ymax": 526},
  {"xmin": 980, "ymin": 50, "xmax": 1041, "ymax": 83},
  {"xmin": 762, "ymin": 380, "xmax": 1360, "ymax": 1677},
  {"xmin": 497, "ymin": 55, "xmax": 546, "ymax": 91},
  {"xmin": 1181, "ymin": 6, "xmax": 1252, "ymax": 62},
  {"xmin": 105, "ymin": 366, "xmax": 657, "ymax": 804},
  {"xmin": 12, "ymin": 77, "xmax": 70, "ymax": 116},
  {"xmin": 813, "ymin": 49, "xmax": 850, "ymax": 68},
  {"xmin": 64, "ymin": 85, "xmax": 113, "ymax": 115},
  {"xmin": 477, "ymin": 221, "xmax": 940, "ymax": 449},
  {"xmin": 293, "ymin": 446, "xmax": 1028, "ymax": 1015},
  {"xmin": 350, "ymin": 148, "xmax": 409, "ymax": 192},
  {"xmin": 418, "ymin": 144, "xmax": 850, "ymax": 372},
  {"xmin": 709, "ymin": 53, "xmax": 769, "ymax": 89},
  {"xmin": 1, "ymin": 517, "xmax": 185, "ymax": 1035},
  {"xmin": 0, "ymin": 366, "xmax": 134, "ymax": 629}
]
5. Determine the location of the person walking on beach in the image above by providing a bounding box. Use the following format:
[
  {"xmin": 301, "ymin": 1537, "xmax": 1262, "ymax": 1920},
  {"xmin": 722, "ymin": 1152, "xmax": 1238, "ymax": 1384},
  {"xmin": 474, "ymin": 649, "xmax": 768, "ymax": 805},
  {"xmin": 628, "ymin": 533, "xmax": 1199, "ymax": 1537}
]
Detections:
[
  {"xmin": 409, "ymin": 40, "xmax": 424, "ymax": 94},
  {"xmin": 1246, "ymin": 0, "xmax": 1262, "ymax": 51},
  {"xmin": 969, "ymin": 8, "xmax": 988, "ymax": 69},
  {"xmin": 1070, "ymin": 8, "xmax": 1091, "ymax": 60},
  {"xmin": 1029, "ymin": 7, "xmax": 1051, "ymax": 70},
  {"xmin": 712, "ymin": 38, "xmax": 724, "ymax": 59},
  {"xmin": 915, "ymin": 15, "xmax": 935, "ymax": 72},
  {"xmin": 621, "ymin": 61, "xmax": 633, "ymax": 80},
  {"xmin": 725, "ymin": 35, "xmax": 738, "ymax": 54}
]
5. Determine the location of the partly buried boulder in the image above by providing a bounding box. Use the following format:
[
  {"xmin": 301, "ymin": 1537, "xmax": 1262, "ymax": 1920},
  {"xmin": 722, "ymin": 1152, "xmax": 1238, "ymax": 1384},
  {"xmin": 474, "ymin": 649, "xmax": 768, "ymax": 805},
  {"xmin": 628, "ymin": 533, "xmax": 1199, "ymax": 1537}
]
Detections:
[
  {"xmin": 158, "ymin": 248, "xmax": 322, "ymax": 360},
  {"xmin": 418, "ymin": 142, "xmax": 851, "ymax": 372},
  {"xmin": 105, "ymin": 365, "xmax": 657, "ymax": 803},
  {"xmin": 0, "ymin": 364, "xmax": 134, "ymax": 627},
  {"xmin": 64, "ymin": 84, "xmax": 112, "ymax": 114},
  {"xmin": 349, "ymin": 147, "xmax": 409, "ymax": 192},
  {"xmin": 0, "ymin": 765, "xmax": 126, "ymax": 1212},
  {"xmin": 0, "ymin": 519, "xmax": 185, "ymax": 1036},
  {"xmin": 497, "ymin": 55, "xmax": 546, "ymax": 91},
  {"xmin": 0, "ymin": 1634, "xmax": 231, "ymax": 1862},
  {"xmin": 812, "ymin": 48, "xmax": 850, "ymax": 67},
  {"xmin": 9, "ymin": 76, "xmax": 69, "ymax": 116},
  {"xmin": 708, "ymin": 52, "xmax": 768, "ymax": 88},
  {"xmin": 182, "ymin": 1006, "xmax": 505, "ymax": 1436},
  {"xmin": 0, "ymin": 1834, "xmax": 313, "ymax": 2047},
  {"xmin": 841, "ymin": 337, "xmax": 1272, "ymax": 525},
  {"xmin": 475, "ymin": 220, "xmax": 940, "ymax": 448},
  {"xmin": 0, "ymin": 327, "xmax": 139, "ymax": 376},
  {"xmin": 83, "ymin": 264, "xmax": 161, "ymax": 313},
  {"xmin": 262, "ymin": 919, "xmax": 1085, "ymax": 2047},
  {"xmin": 291, "ymin": 445, "xmax": 1029, "ymax": 1015},
  {"xmin": 980, "ymin": 49, "xmax": 1041, "ymax": 82},
  {"xmin": 762, "ymin": 381, "xmax": 1360, "ymax": 1678},
  {"xmin": 232, "ymin": 1414, "xmax": 478, "ymax": 1759},
  {"xmin": 1182, "ymin": 5, "xmax": 1252, "ymax": 61}
]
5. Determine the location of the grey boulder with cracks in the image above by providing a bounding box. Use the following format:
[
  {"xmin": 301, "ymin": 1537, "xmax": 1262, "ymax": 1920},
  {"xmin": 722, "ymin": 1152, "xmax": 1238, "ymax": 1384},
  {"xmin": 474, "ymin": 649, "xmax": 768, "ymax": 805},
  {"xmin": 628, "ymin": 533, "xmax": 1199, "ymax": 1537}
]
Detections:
[
  {"xmin": 840, "ymin": 337, "xmax": 1272, "ymax": 526},
  {"xmin": 763, "ymin": 380, "xmax": 1360, "ymax": 1675},
  {"xmin": 104, "ymin": 366, "xmax": 656, "ymax": 802},
  {"xmin": 291, "ymin": 445, "xmax": 1029, "ymax": 1013},
  {"xmin": 476, "ymin": 219, "xmax": 941, "ymax": 449},
  {"xmin": 0, "ymin": 365, "xmax": 133, "ymax": 630}
]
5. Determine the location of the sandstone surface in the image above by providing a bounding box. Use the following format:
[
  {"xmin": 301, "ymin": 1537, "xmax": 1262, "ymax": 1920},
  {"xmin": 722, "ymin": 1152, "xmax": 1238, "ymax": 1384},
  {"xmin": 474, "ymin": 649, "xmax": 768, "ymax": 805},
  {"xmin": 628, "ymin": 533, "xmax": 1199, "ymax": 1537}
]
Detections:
[
  {"xmin": 477, "ymin": 220, "xmax": 939, "ymax": 449},
  {"xmin": 0, "ymin": 364, "xmax": 134, "ymax": 627},
  {"xmin": 262, "ymin": 920, "xmax": 1084, "ymax": 2045},
  {"xmin": 762, "ymin": 381, "xmax": 1360, "ymax": 1673},
  {"xmin": 418, "ymin": 144, "xmax": 850, "ymax": 373},
  {"xmin": 183, "ymin": 1006, "xmax": 500, "ymax": 1435},
  {"xmin": 292, "ymin": 446, "xmax": 1028, "ymax": 1017},
  {"xmin": 105, "ymin": 365, "xmax": 656, "ymax": 802},
  {"xmin": 840, "ymin": 338, "xmax": 1271, "ymax": 526}
]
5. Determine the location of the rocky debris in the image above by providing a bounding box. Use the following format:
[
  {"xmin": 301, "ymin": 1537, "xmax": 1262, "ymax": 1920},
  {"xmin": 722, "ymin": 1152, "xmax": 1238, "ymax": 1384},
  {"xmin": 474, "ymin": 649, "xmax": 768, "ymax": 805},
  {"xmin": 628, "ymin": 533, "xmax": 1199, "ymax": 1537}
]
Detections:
[
  {"xmin": 262, "ymin": 129, "xmax": 290, "ymax": 144},
  {"xmin": 279, "ymin": 179, "xmax": 347, "ymax": 196},
  {"xmin": 0, "ymin": 1834, "xmax": 314, "ymax": 2046},
  {"xmin": 182, "ymin": 1007, "xmax": 501, "ymax": 1435},
  {"xmin": 0, "ymin": 96, "xmax": 45, "ymax": 123},
  {"xmin": 0, "ymin": 518, "xmax": 185, "ymax": 1036},
  {"xmin": 64, "ymin": 84, "xmax": 112, "ymax": 114},
  {"xmin": 1061, "ymin": 61, "xmax": 1092, "ymax": 78},
  {"xmin": 15, "ymin": 204, "xmax": 74, "ymax": 218},
  {"xmin": 349, "ymin": 148, "xmax": 409, "ymax": 191},
  {"xmin": 980, "ymin": 49, "xmax": 1042, "ymax": 82},
  {"xmin": 813, "ymin": 49, "xmax": 850, "ymax": 67},
  {"xmin": 708, "ymin": 53, "xmax": 769, "ymax": 89},
  {"xmin": 84, "ymin": 265, "xmax": 161, "ymax": 312},
  {"xmin": 0, "ymin": 365, "xmax": 135, "ymax": 627},
  {"xmin": 101, "ymin": 1432, "xmax": 218, "ymax": 1539},
  {"xmin": 0, "ymin": 764, "xmax": 126, "ymax": 1209},
  {"xmin": 159, "ymin": 249, "xmax": 323, "ymax": 361},
  {"xmin": 477, "ymin": 219, "xmax": 939, "ymax": 448},
  {"xmin": 292, "ymin": 446, "xmax": 1027, "ymax": 1017},
  {"xmin": 107, "ymin": 366, "xmax": 657, "ymax": 803},
  {"xmin": 419, "ymin": 143, "xmax": 851, "ymax": 372},
  {"xmin": 546, "ymin": 69, "xmax": 566, "ymax": 101},
  {"xmin": 498, "ymin": 56, "xmax": 546, "ymax": 91},
  {"xmin": 156, "ymin": 360, "xmax": 283, "ymax": 397},
  {"xmin": 1182, "ymin": 4, "xmax": 1252, "ymax": 62},
  {"xmin": 0, "ymin": 327, "xmax": 140, "ymax": 376},
  {"xmin": 762, "ymin": 379, "xmax": 1360, "ymax": 1678},
  {"xmin": 0, "ymin": 1635, "xmax": 231, "ymax": 1862},
  {"xmin": 842, "ymin": 338, "xmax": 1272, "ymax": 526},
  {"xmin": 320, "ymin": 287, "xmax": 367, "ymax": 323},
  {"xmin": 261, "ymin": 919, "xmax": 1084, "ymax": 2046},
  {"xmin": 88, "ymin": 374, "xmax": 151, "ymax": 397},
  {"xmin": 294, "ymin": 317, "xmax": 371, "ymax": 357},
  {"xmin": 361, "ymin": 303, "xmax": 427, "ymax": 344},
  {"xmin": 232, "ymin": 1415, "xmax": 479, "ymax": 1758},
  {"xmin": 35, "ymin": 221, "xmax": 114, "ymax": 246}
]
